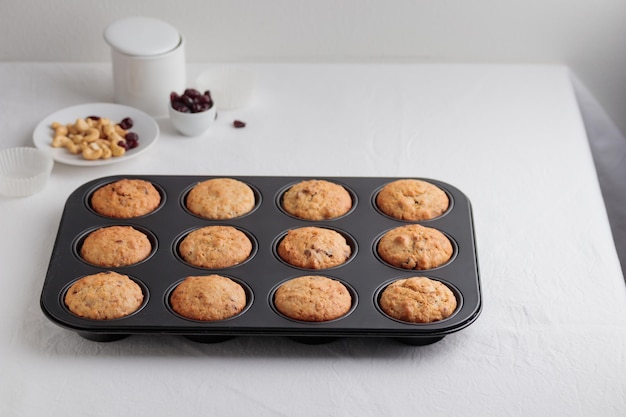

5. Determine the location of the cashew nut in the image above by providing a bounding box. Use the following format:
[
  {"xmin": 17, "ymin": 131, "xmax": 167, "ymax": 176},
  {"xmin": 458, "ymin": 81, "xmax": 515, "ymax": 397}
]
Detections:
[
  {"xmin": 51, "ymin": 135, "xmax": 67, "ymax": 148},
  {"xmin": 114, "ymin": 124, "xmax": 127, "ymax": 137},
  {"xmin": 97, "ymin": 117, "xmax": 111, "ymax": 129},
  {"xmin": 109, "ymin": 135, "xmax": 126, "ymax": 157},
  {"xmin": 51, "ymin": 122, "xmax": 68, "ymax": 137},
  {"xmin": 82, "ymin": 142, "xmax": 103, "ymax": 160},
  {"xmin": 83, "ymin": 128, "xmax": 100, "ymax": 142},
  {"xmin": 101, "ymin": 146, "xmax": 113, "ymax": 159},
  {"xmin": 95, "ymin": 139, "xmax": 113, "ymax": 159},
  {"xmin": 102, "ymin": 123, "xmax": 115, "ymax": 138},
  {"xmin": 74, "ymin": 118, "xmax": 89, "ymax": 133},
  {"xmin": 52, "ymin": 135, "xmax": 80, "ymax": 154}
]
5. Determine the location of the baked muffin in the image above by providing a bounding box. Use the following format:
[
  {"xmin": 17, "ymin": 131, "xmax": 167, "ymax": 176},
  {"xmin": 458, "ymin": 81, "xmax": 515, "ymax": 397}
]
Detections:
[
  {"xmin": 282, "ymin": 179, "xmax": 352, "ymax": 220},
  {"xmin": 274, "ymin": 275, "xmax": 352, "ymax": 322},
  {"xmin": 376, "ymin": 179, "xmax": 449, "ymax": 221},
  {"xmin": 379, "ymin": 276, "xmax": 457, "ymax": 323},
  {"xmin": 80, "ymin": 225, "xmax": 152, "ymax": 267},
  {"xmin": 170, "ymin": 275, "xmax": 247, "ymax": 321},
  {"xmin": 179, "ymin": 225, "xmax": 252, "ymax": 269},
  {"xmin": 186, "ymin": 178, "xmax": 255, "ymax": 220},
  {"xmin": 377, "ymin": 224, "xmax": 453, "ymax": 270},
  {"xmin": 64, "ymin": 271, "xmax": 144, "ymax": 320},
  {"xmin": 91, "ymin": 178, "xmax": 161, "ymax": 218},
  {"xmin": 277, "ymin": 227, "xmax": 351, "ymax": 269}
]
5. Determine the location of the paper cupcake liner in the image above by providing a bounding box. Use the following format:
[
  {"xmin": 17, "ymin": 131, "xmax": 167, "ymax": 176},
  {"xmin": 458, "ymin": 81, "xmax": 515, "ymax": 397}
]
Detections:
[{"xmin": 0, "ymin": 147, "xmax": 53, "ymax": 197}]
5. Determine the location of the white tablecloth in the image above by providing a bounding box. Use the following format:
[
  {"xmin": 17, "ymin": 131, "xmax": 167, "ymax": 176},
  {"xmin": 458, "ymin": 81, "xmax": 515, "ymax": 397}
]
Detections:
[{"xmin": 1, "ymin": 63, "xmax": 625, "ymax": 417}]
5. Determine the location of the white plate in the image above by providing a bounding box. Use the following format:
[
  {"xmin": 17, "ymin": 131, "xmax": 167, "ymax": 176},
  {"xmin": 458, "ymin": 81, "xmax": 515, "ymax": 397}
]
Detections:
[{"xmin": 33, "ymin": 103, "xmax": 159, "ymax": 166}]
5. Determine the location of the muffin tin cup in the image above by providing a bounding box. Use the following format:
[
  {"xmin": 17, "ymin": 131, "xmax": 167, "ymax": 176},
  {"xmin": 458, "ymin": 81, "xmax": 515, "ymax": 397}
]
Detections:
[
  {"xmin": 40, "ymin": 175, "xmax": 482, "ymax": 345},
  {"xmin": 268, "ymin": 275, "xmax": 359, "ymax": 325},
  {"xmin": 73, "ymin": 224, "xmax": 159, "ymax": 267},
  {"xmin": 164, "ymin": 274, "xmax": 255, "ymax": 324}
]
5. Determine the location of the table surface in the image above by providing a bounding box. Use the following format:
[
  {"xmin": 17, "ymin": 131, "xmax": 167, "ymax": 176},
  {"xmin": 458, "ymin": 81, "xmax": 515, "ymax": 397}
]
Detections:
[{"xmin": 1, "ymin": 62, "xmax": 625, "ymax": 417}]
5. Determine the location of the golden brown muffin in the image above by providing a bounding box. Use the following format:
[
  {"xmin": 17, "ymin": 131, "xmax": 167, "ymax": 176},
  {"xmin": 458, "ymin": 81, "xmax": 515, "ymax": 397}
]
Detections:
[
  {"xmin": 64, "ymin": 271, "xmax": 144, "ymax": 320},
  {"xmin": 282, "ymin": 179, "xmax": 352, "ymax": 220},
  {"xmin": 277, "ymin": 227, "xmax": 351, "ymax": 269},
  {"xmin": 91, "ymin": 178, "xmax": 161, "ymax": 218},
  {"xmin": 186, "ymin": 178, "xmax": 255, "ymax": 220},
  {"xmin": 379, "ymin": 276, "xmax": 457, "ymax": 323},
  {"xmin": 377, "ymin": 224, "xmax": 453, "ymax": 270},
  {"xmin": 170, "ymin": 275, "xmax": 247, "ymax": 321},
  {"xmin": 274, "ymin": 275, "xmax": 352, "ymax": 322},
  {"xmin": 376, "ymin": 179, "xmax": 449, "ymax": 221},
  {"xmin": 80, "ymin": 225, "xmax": 152, "ymax": 267},
  {"xmin": 179, "ymin": 225, "xmax": 252, "ymax": 269}
]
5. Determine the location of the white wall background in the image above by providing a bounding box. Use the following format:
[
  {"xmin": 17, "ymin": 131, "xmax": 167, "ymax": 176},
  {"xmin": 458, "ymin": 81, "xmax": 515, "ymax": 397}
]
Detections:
[{"xmin": 1, "ymin": 0, "xmax": 626, "ymax": 135}]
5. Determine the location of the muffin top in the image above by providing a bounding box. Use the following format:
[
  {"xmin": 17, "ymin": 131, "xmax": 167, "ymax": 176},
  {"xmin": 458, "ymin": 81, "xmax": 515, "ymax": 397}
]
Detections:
[
  {"xmin": 277, "ymin": 226, "xmax": 351, "ymax": 269},
  {"xmin": 379, "ymin": 276, "xmax": 457, "ymax": 323},
  {"xmin": 377, "ymin": 224, "xmax": 452, "ymax": 270},
  {"xmin": 186, "ymin": 178, "xmax": 255, "ymax": 220},
  {"xmin": 64, "ymin": 271, "xmax": 144, "ymax": 320},
  {"xmin": 282, "ymin": 179, "xmax": 352, "ymax": 220},
  {"xmin": 170, "ymin": 275, "xmax": 247, "ymax": 321},
  {"xmin": 274, "ymin": 275, "xmax": 352, "ymax": 322},
  {"xmin": 91, "ymin": 178, "xmax": 161, "ymax": 218},
  {"xmin": 80, "ymin": 225, "xmax": 152, "ymax": 267},
  {"xmin": 376, "ymin": 179, "xmax": 449, "ymax": 221},
  {"xmin": 179, "ymin": 225, "xmax": 252, "ymax": 269}
]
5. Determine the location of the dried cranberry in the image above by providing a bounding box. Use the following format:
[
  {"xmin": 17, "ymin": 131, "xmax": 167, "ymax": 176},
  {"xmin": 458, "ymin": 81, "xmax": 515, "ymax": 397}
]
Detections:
[
  {"xmin": 233, "ymin": 120, "xmax": 246, "ymax": 128},
  {"xmin": 125, "ymin": 132, "xmax": 139, "ymax": 142},
  {"xmin": 196, "ymin": 95, "xmax": 210, "ymax": 105},
  {"xmin": 118, "ymin": 117, "xmax": 134, "ymax": 130},
  {"xmin": 182, "ymin": 95, "xmax": 195, "ymax": 108},
  {"xmin": 172, "ymin": 102, "xmax": 190, "ymax": 112},
  {"xmin": 117, "ymin": 140, "xmax": 129, "ymax": 150},
  {"xmin": 86, "ymin": 115, "xmax": 100, "ymax": 121},
  {"xmin": 126, "ymin": 138, "xmax": 139, "ymax": 149},
  {"xmin": 184, "ymin": 88, "xmax": 202, "ymax": 99}
]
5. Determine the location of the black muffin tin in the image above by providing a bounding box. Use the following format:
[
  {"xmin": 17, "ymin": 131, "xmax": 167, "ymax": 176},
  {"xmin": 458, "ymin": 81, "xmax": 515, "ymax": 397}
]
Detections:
[{"xmin": 40, "ymin": 175, "xmax": 481, "ymax": 345}]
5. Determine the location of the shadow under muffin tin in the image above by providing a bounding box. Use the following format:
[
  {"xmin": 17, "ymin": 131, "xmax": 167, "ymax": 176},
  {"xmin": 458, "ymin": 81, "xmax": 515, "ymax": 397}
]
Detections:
[{"xmin": 40, "ymin": 175, "xmax": 482, "ymax": 345}]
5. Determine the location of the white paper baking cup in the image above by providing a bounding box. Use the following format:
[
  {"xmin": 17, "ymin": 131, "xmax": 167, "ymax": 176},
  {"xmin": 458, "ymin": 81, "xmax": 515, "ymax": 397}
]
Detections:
[
  {"xmin": 0, "ymin": 147, "xmax": 54, "ymax": 197},
  {"xmin": 196, "ymin": 68, "xmax": 256, "ymax": 110}
]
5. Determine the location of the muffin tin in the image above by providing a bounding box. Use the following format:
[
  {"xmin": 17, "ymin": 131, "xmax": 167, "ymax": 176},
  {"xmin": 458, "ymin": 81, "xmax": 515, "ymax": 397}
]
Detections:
[{"xmin": 40, "ymin": 175, "xmax": 482, "ymax": 345}]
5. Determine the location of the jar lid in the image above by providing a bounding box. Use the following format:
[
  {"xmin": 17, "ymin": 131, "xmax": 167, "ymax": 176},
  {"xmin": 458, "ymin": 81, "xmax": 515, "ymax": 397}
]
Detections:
[{"xmin": 104, "ymin": 17, "xmax": 181, "ymax": 56}]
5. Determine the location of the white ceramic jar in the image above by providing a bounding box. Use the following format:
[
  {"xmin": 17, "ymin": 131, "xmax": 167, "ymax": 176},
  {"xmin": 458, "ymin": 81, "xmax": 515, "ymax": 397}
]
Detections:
[{"xmin": 104, "ymin": 17, "xmax": 186, "ymax": 118}]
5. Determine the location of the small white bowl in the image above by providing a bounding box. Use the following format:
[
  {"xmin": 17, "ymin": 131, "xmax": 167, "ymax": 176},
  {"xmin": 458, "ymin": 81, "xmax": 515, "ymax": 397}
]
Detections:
[
  {"xmin": 168, "ymin": 103, "xmax": 217, "ymax": 137},
  {"xmin": 0, "ymin": 147, "xmax": 54, "ymax": 197},
  {"xmin": 196, "ymin": 68, "xmax": 256, "ymax": 110}
]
